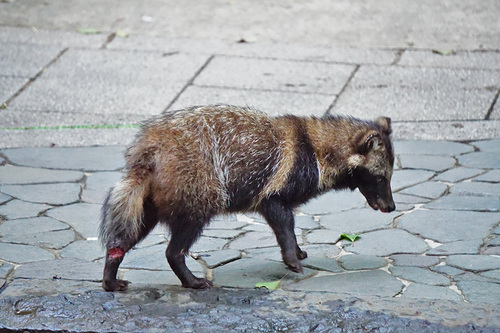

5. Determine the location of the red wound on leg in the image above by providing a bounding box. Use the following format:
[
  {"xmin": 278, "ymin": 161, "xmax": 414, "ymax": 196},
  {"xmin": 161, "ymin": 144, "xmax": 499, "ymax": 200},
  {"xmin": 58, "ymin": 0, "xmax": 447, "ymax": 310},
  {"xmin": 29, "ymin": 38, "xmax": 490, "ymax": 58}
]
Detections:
[{"xmin": 108, "ymin": 247, "xmax": 125, "ymax": 259}]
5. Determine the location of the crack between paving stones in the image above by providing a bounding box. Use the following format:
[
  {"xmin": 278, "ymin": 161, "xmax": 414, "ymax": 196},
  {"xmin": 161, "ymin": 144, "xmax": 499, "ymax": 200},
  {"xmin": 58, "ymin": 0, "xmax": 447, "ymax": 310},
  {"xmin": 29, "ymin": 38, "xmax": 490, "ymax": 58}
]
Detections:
[
  {"xmin": 484, "ymin": 88, "xmax": 500, "ymax": 120},
  {"xmin": 3, "ymin": 48, "xmax": 69, "ymax": 108},
  {"xmin": 325, "ymin": 65, "xmax": 360, "ymax": 115},
  {"xmin": 393, "ymin": 278, "xmax": 411, "ymax": 298},
  {"xmin": 391, "ymin": 49, "xmax": 405, "ymax": 65},
  {"xmin": 162, "ymin": 55, "xmax": 215, "ymax": 112}
]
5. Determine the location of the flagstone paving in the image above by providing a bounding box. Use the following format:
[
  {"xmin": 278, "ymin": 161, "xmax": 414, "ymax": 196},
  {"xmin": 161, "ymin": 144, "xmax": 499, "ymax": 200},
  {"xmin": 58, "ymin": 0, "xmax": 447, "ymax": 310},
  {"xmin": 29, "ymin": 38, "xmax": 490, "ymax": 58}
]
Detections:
[{"xmin": 0, "ymin": 140, "xmax": 498, "ymax": 317}]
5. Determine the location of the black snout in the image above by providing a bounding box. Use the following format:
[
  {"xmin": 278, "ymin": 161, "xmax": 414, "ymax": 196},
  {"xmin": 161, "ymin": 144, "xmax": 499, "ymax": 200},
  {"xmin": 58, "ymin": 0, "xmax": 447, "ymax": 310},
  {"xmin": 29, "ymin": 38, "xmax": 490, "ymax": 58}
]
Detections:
[
  {"xmin": 378, "ymin": 199, "xmax": 396, "ymax": 213},
  {"xmin": 355, "ymin": 173, "xmax": 396, "ymax": 213}
]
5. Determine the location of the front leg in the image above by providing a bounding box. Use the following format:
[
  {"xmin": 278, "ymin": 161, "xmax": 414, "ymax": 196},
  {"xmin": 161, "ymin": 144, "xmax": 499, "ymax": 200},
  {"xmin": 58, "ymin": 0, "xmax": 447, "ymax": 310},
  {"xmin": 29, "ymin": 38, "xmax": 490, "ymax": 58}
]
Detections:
[{"xmin": 259, "ymin": 199, "xmax": 306, "ymax": 273}]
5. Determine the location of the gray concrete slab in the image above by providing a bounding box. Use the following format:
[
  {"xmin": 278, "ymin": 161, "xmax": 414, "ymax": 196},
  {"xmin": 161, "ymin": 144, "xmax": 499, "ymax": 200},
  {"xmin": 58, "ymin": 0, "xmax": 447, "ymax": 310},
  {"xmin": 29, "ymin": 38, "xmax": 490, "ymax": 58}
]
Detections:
[
  {"xmin": 458, "ymin": 152, "xmax": 500, "ymax": 169},
  {"xmin": 286, "ymin": 270, "xmax": 404, "ymax": 296},
  {"xmin": 0, "ymin": 165, "xmax": 83, "ymax": 185},
  {"xmin": 0, "ymin": 183, "xmax": 81, "ymax": 205},
  {"xmin": 0, "ymin": 200, "xmax": 51, "ymax": 219},
  {"xmin": 170, "ymin": 85, "xmax": 334, "ymax": 117},
  {"xmin": 338, "ymin": 254, "xmax": 388, "ymax": 270},
  {"xmin": 2, "ymin": 146, "xmax": 125, "ymax": 171},
  {"xmin": 0, "ymin": 42, "xmax": 63, "ymax": 77},
  {"xmin": 344, "ymin": 229, "xmax": 430, "ymax": 256},
  {"xmin": 425, "ymin": 195, "xmax": 499, "ymax": 212},
  {"xmin": 427, "ymin": 240, "xmax": 483, "ymax": 256},
  {"xmin": 0, "ymin": 77, "xmax": 28, "ymax": 105},
  {"xmin": 332, "ymin": 65, "xmax": 499, "ymax": 121},
  {"xmin": 0, "ymin": 242, "xmax": 55, "ymax": 263},
  {"xmin": 195, "ymin": 56, "xmax": 356, "ymax": 95},
  {"xmin": 46, "ymin": 203, "xmax": 102, "ymax": 239},
  {"xmin": 317, "ymin": 209, "xmax": 397, "ymax": 234},
  {"xmin": 1, "ymin": 0, "xmax": 498, "ymax": 50},
  {"xmin": 398, "ymin": 155, "xmax": 456, "ymax": 172},
  {"xmin": 399, "ymin": 182, "xmax": 448, "ymax": 199},
  {"xmin": 398, "ymin": 50, "xmax": 500, "ymax": 70},
  {"xmin": 474, "ymin": 169, "xmax": 500, "ymax": 183},
  {"xmin": 471, "ymin": 139, "xmax": 500, "ymax": 153},
  {"xmin": 399, "ymin": 210, "xmax": 498, "ymax": 243},
  {"xmin": 110, "ymin": 35, "xmax": 399, "ymax": 65},
  {"xmin": 9, "ymin": 49, "xmax": 209, "ymax": 115},
  {"xmin": 0, "ymin": 26, "xmax": 108, "ymax": 48},
  {"xmin": 394, "ymin": 140, "xmax": 474, "ymax": 156},
  {"xmin": 392, "ymin": 120, "xmax": 500, "ymax": 141},
  {"xmin": 0, "ymin": 128, "xmax": 139, "ymax": 149},
  {"xmin": 349, "ymin": 66, "xmax": 499, "ymax": 90},
  {"xmin": 0, "ymin": 109, "xmax": 146, "ymax": 128},
  {"xmin": 402, "ymin": 284, "xmax": 462, "ymax": 301},
  {"xmin": 331, "ymin": 85, "xmax": 496, "ymax": 121},
  {"xmin": 391, "ymin": 254, "xmax": 440, "ymax": 267}
]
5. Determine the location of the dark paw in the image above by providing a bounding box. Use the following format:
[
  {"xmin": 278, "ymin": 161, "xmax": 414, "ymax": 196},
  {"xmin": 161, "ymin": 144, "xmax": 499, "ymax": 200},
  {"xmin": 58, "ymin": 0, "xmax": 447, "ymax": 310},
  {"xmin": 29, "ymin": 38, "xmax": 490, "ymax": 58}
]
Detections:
[
  {"xmin": 102, "ymin": 279, "xmax": 129, "ymax": 292},
  {"xmin": 297, "ymin": 249, "xmax": 308, "ymax": 260},
  {"xmin": 182, "ymin": 277, "xmax": 213, "ymax": 289},
  {"xmin": 284, "ymin": 257, "xmax": 304, "ymax": 273}
]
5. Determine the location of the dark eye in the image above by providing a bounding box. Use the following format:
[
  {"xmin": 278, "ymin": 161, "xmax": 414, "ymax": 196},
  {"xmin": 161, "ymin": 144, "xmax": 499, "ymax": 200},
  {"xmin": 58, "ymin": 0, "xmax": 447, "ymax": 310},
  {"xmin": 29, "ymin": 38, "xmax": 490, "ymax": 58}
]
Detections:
[{"xmin": 376, "ymin": 176, "xmax": 384, "ymax": 183}]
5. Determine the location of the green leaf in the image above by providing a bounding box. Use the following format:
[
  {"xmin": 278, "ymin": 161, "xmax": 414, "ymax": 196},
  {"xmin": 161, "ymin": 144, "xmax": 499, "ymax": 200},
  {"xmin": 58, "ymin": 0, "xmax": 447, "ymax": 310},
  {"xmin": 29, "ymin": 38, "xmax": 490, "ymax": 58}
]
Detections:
[
  {"xmin": 431, "ymin": 49, "xmax": 454, "ymax": 56},
  {"xmin": 255, "ymin": 280, "xmax": 281, "ymax": 290},
  {"xmin": 77, "ymin": 28, "xmax": 101, "ymax": 35},
  {"xmin": 340, "ymin": 233, "xmax": 361, "ymax": 242}
]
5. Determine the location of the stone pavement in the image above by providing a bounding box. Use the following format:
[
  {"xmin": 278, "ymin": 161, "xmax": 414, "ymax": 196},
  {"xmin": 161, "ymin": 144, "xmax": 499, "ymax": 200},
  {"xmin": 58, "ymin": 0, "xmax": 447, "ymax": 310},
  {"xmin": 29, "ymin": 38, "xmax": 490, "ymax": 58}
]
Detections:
[
  {"xmin": 0, "ymin": 140, "xmax": 499, "ymax": 331},
  {"xmin": 1, "ymin": 0, "xmax": 500, "ymax": 331}
]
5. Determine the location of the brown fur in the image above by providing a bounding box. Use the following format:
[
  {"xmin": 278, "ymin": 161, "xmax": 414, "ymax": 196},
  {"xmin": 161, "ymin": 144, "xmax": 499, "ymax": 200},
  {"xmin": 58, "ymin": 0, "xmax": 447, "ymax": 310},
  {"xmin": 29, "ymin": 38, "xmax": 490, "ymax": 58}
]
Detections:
[{"xmin": 99, "ymin": 105, "xmax": 395, "ymax": 291}]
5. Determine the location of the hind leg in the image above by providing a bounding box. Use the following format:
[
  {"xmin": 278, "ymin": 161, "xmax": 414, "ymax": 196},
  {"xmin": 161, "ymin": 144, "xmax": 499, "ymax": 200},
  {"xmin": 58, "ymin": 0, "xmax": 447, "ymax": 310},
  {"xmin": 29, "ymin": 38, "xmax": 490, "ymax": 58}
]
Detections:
[
  {"xmin": 102, "ymin": 198, "xmax": 158, "ymax": 292},
  {"xmin": 166, "ymin": 217, "xmax": 212, "ymax": 289},
  {"xmin": 259, "ymin": 199, "xmax": 306, "ymax": 273}
]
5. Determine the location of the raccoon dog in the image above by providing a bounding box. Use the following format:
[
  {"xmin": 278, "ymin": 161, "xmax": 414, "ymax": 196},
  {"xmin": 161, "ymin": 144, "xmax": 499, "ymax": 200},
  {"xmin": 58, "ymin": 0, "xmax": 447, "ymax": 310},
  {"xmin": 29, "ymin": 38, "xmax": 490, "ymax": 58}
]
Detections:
[{"xmin": 99, "ymin": 105, "xmax": 395, "ymax": 291}]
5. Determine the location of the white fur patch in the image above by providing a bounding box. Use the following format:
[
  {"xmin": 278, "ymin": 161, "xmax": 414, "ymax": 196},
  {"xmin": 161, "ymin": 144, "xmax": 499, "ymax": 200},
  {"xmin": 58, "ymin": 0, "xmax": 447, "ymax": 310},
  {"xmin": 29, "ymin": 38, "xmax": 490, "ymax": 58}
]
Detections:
[{"xmin": 348, "ymin": 154, "xmax": 364, "ymax": 166}]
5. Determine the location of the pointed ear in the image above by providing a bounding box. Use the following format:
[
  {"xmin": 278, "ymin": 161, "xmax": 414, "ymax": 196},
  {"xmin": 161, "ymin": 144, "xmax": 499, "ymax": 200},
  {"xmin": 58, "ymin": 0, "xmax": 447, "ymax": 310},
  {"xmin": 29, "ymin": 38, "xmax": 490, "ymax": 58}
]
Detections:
[
  {"xmin": 375, "ymin": 117, "xmax": 392, "ymax": 135},
  {"xmin": 357, "ymin": 131, "xmax": 382, "ymax": 155}
]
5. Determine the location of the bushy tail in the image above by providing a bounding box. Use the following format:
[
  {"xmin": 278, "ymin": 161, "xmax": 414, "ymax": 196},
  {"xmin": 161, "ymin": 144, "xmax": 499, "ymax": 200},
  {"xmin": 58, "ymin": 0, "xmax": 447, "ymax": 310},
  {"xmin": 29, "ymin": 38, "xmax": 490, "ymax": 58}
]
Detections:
[{"xmin": 99, "ymin": 175, "xmax": 151, "ymax": 248}]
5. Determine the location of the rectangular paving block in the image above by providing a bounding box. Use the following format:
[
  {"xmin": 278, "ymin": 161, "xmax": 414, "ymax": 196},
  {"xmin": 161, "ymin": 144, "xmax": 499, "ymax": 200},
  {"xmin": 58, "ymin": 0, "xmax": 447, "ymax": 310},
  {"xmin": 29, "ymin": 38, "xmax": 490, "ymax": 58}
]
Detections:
[
  {"xmin": 0, "ymin": 77, "xmax": 28, "ymax": 105},
  {"xmin": 349, "ymin": 66, "xmax": 499, "ymax": 89},
  {"xmin": 331, "ymin": 85, "xmax": 496, "ymax": 121},
  {"xmin": 223, "ymin": 44, "xmax": 398, "ymax": 65},
  {"xmin": 0, "ymin": 42, "xmax": 63, "ymax": 77},
  {"xmin": 391, "ymin": 120, "xmax": 500, "ymax": 141},
  {"xmin": 110, "ymin": 35, "xmax": 398, "ymax": 64},
  {"xmin": 492, "ymin": 103, "xmax": 500, "ymax": 120},
  {"xmin": 0, "ymin": 128, "xmax": 138, "ymax": 149},
  {"xmin": 171, "ymin": 85, "xmax": 334, "ymax": 117},
  {"xmin": 0, "ymin": 26, "xmax": 108, "ymax": 48},
  {"xmin": 332, "ymin": 65, "xmax": 499, "ymax": 121},
  {"xmin": 9, "ymin": 49, "xmax": 210, "ymax": 115},
  {"xmin": 399, "ymin": 50, "xmax": 500, "ymax": 70},
  {"xmin": 0, "ymin": 109, "xmax": 146, "ymax": 128},
  {"xmin": 194, "ymin": 56, "xmax": 355, "ymax": 94}
]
